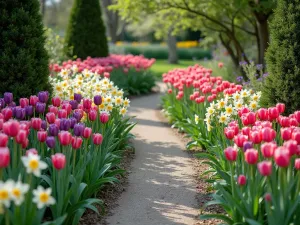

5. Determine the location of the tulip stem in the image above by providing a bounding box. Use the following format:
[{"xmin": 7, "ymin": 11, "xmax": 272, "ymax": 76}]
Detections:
[
  {"xmin": 5, "ymin": 210, "xmax": 9, "ymax": 225},
  {"xmin": 72, "ymin": 150, "xmax": 76, "ymax": 174}
]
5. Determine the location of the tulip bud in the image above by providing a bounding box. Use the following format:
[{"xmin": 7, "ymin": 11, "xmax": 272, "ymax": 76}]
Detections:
[
  {"xmin": 261, "ymin": 127, "xmax": 276, "ymax": 142},
  {"xmin": 274, "ymin": 147, "xmax": 290, "ymax": 167},
  {"xmin": 71, "ymin": 137, "xmax": 83, "ymax": 149},
  {"xmin": 281, "ymin": 128, "xmax": 292, "ymax": 141},
  {"xmin": 3, "ymin": 120, "xmax": 20, "ymax": 137},
  {"xmin": 46, "ymin": 136, "xmax": 56, "ymax": 149},
  {"xmin": 237, "ymin": 175, "xmax": 246, "ymax": 186},
  {"xmin": 31, "ymin": 118, "xmax": 42, "ymax": 130},
  {"xmin": 257, "ymin": 108, "xmax": 268, "ymax": 121},
  {"xmin": 295, "ymin": 158, "xmax": 300, "ymax": 170},
  {"xmin": 258, "ymin": 161, "xmax": 272, "ymax": 176},
  {"xmin": 283, "ymin": 140, "xmax": 298, "ymax": 156},
  {"xmin": 52, "ymin": 97, "xmax": 61, "ymax": 107},
  {"xmin": 224, "ymin": 146, "xmax": 238, "ymax": 162},
  {"xmin": 37, "ymin": 131, "xmax": 47, "ymax": 142},
  {"xmin": 0, "ymin": 147, "xmax": 10, "ymax": 168},
  {"xmin": 83, "ymin": 127, "xmax": 92, "ymax": 139},
  {"xmin": 261, "ymin": 142, "xmax": 276, "ymax": 158},
  {"xmin": 265, "ymin": 193, "xmax": 272, "ymax": 202},
  {"xmin": 88, "ymin": 110, "xmax": 97, "ymax": 121},
  {"xmin": 46, "ymin": 112, "xmax": 56, "ymax": 124},
  {"xmin": 245, "ymin": 148, "xmax": 258, "ymax": 164},
  {"xmin": 58, "ymin": 131, "xmax": 72, "ymax": 146},
  {"xmin": 51, "ymin": 153, "xmax": 66, "ymax": 170},
  {"xmin": 276, "ymin": 103, "xmax": 285, "ymax": 114},
  {"xmin": 19, "ymin": 98, "xmax": 29, "ymax": 108},
  {"xmin": 0, "ymin": 134, "xmax": 8, "ymax": 147},
  {"xmin": 93, "ymin": 133, "xmax": 103, "ymax": 145},
  {"xmin": 26, "ymin": 148, "xmax": 38, "ymax": 156},
  {"xmin": 167, "ymin": 89, "xmax": 172, "ymax": 94},
  {"xmin": 29, "ymin": 95, "xmax": 38, "ymax": 106},
  {"xmin": 100, "ymin": 112, "xmax": 109, "ymax": 124}
]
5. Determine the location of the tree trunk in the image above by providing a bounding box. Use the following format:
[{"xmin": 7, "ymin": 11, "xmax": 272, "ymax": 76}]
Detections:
[
  {"xmin": 256, "ymin": 19, "xmax": 269, "ymax": 64},
  {"xmin": 101, "ymin": 0, "xmax": 120, "ymax": 43},
  {"xmin": 40, "ymin": 0, "xmax": 46, "ymax": 17},
  {"xmin": 167, "ymin": 29, "xmax": 178, "ymax": 64}
]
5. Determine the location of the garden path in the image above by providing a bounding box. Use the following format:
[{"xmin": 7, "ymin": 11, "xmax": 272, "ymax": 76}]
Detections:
[{"xmin": 106, "ymin": 83, "xmax": 199, "ymax": 225}]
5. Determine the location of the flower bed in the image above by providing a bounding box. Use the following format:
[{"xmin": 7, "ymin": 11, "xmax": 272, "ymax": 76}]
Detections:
[
  {"xmin": 50, "ymin": 55, "xmax": 156, "ymax": 96},
  {"xmin": 0, "ymin": 88, "xmax": 134, "ymax": 224},
  {"xmin": 162, "ymin": 64, "xmax": 300, "ymax": 224}
]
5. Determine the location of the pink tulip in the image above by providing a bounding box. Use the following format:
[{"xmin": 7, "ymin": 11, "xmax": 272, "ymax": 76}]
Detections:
[
  {"xmin": 26, "ymin": 148, "xmax": 38, "ymax": 156},
  {"xmin": 31, "ymin": 118, "xmax": 42, "ymax": 130},
  {"xmin": 261, "ymin": 127, "xmax": 276, "ymax": 142},
  {"xmin": 276, "ymin": 103, "xmax": 285, "ymax": 114},
  {"xmin": 234, "ymin": 134, "xmax": 248, "ymax": 148},
  {"xmin": 51, "ymin": 153, "xmax": 66, "ymax": 170},
  {"xmin": 3, "ymin": 120, "xmax": 20, "ymax": 137},
  {"xmin": 224, "ymin": 147, "xmax": 238, "ymax": 162},
  {"xmin": 261, "ymin": 142, "xmax": 276, "ymax": 158},
  {"xmin": 93, "ymin": 133, "xmax": 103, "ymax": 145},
  {"xmin": 0, "ymin": 147, "xmax": 10, "ymax": 168},
  {"xmin": 0, "ymin": 134, "xmax": 8, "ymax": 147},
  {"xmin": 265, "ymin": 193, "xmax": 272, "ymax": 202},
  {"xmin": 37, "ymin": 131, "xmax": 47, "ymax": 142},
  {"xmin": 46, "ymin": 112, "xmax": 56, "ymax": 124},
  {"xmin": 58, "ymin": 131, "xmax": 72, "ymax": 146},
  {"xmin": 71, "ymin": 137, "xmax": 83, "ymax": 149},
  {"xmin": 245, "ymin": 148, "xmax": 258, "ymax": 164},
  {"xmin": 88, "ymin": 110, "xmax": 97, "ymax": 121},
  {"xmin": 237, "ymin": 175, "xmax": 246, "ymax": 186},
  {"xmin": 52, "ymin": 96, "xmax": 61, "ymax": 107},
  {"xmin": 100, "ymin": 112, "xmax": 109, "ymax": 124},
  {"xmin": 257, "ymin": 161, "xmax": 272, "ymax": 176},
  {"xmin": 281, "ymin": 128, "xmax": 292, "ymax": 141},
  {"xmin": 257, "ymin": 108, "xmax": 268, "ymax": 120},
  {"xmin": 274, "ymin": 147, "xmax": 290, "ymax": 167}
]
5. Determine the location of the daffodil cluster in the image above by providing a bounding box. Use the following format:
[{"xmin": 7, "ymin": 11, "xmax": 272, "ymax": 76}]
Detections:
[
  {"xmin": 50, "ymin": 67, "xmax": 130, "ymax": 116},
  {"xmin": 201, "ymin": 89, "xmax": 261, "ymax": 131}
]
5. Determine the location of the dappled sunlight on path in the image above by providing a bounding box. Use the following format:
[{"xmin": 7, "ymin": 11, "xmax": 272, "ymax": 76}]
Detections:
[{"xmin": 106, "ymin": 88, "xmax": 199, "ymax": 225}]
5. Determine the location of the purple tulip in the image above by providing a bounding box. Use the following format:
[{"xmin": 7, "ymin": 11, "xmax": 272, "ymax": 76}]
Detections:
[
  {"xmin": 41, "ymin": 120, "xmax": 47, "ymax": 130},
  {"xmin": 11, "ymin": 107, "xmax": 16, "ymax": 117},
  {"xmin": 72, "ymin": 112, "xmax": 81, "ymax": 122},
  {"xmin": 93, "ymin": 95, "xmax": 102, "ymax": 105},
  {"xmin": 4, "ymin": 92, "xmax": 13, "ymax": 104},
  {"xmin": 74, "ymin": 93, "xmax": 82, "ymax": 103},
  {"xmin": 38, "ymin": 91, "xmax": 49, "ymax": 103},
  {"xmin": 15, "ymin": 107, "xmax": 25, "ymax": 120},
  {"xmin": 46, "ymin": 136, "xmax": 56, "ymax": 149},
  {"xmin": 0, "ymin": 98, "xmax": 5, "ymax": 109},
  {"xmin": 59, "ymin": 118, "xmax": 71, "ymax": 131},
  {"xmin": 243, "ymin": 141, "xmax": 253, "ymax": 152},
  {"xmin": 49, "ymin": 124, "xmax": 59, "ymax": 136},
  {"xmin": 70, "ymin": 117, "xmax": 77, "ymax": 129},
  {"xmin": 8, "ymin": 102, "xmax": 16, "ymax": 107},
  {"xmin": 69, "ymin": 100, "xmax": 78, "ymax": 110},
  {"xmin": 25, "ymin": 105, "xmax": 34, "ymax": 116},
  {"xmin": 73, "ymin": 123, "xmax": 85, "ymax": 136},
  {"xmin": 36, "ymin": 102, "xmax": 46, "ymax": 114}
]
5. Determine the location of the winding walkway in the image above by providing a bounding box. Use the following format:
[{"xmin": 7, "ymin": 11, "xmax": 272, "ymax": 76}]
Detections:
[{"xmin": 106, "ymin": 84, "xmax": 199, "ymax": 225}]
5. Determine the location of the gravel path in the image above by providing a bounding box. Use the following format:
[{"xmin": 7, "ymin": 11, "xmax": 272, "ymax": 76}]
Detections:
[{"xmin": 106, "ymin": 85, "xmax": 199, "ymax": 225}]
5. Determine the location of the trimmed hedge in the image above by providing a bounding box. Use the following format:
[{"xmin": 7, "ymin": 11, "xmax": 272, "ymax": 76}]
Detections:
[{"xmin": 110, "ymin": 45, "xmax": 212, "ymax": 60}]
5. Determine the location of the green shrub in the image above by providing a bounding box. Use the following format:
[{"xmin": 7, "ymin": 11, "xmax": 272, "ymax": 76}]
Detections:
[
  {"xmin": 261, "ymin": 0, "xmax": 300, "ymax": 114},
  {"xmin": 110, "ymin": 68, "xmax": 156, "ymax": 96},
  {"xmin": 110, "ymin": 45, "xmax": 212, "ymax": 60},
  {"xmin": 65, "ymin": 0, "xmax": 109, "ymax": 59},
  {"xmin": 0, "ymin": 0, "xmax": 52, "ymax": 99}
]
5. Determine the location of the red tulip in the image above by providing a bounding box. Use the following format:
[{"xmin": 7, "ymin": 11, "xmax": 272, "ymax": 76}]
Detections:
[
  {"xmin": 245, "ymin": 148, "xmax": 258, "ymax": 164},
  {"xmin": 58, "ymin": 109, "xmax": 67, "ymax": 119},
  {"xmin": 71, "ymin": 136, "xmax": 83, "ymax": 149},
  {"xmin": 100, "ymin": 112, "xmax": 109, "ymax": 124},
  {"xmin": 295, "ymin": 111, "xmax": 300, "ymax": 123},
  {"xmin": 257, "ymin": 161, "xmax": 272, "ymax": 176},
  {"xmin": 0, "ymin": 134, "xmax": 8, "ymax": 147},
  {"xmin": 93, "ymin": 133, "xmax": 103, "ymax": 145},
  {"xmin": 246, "ymin": 112, "xmax": 256, "ymax": 125},
  {"xmin": 257, "ymin": 108, "xmax": 268, "ymax": 121},
  {"xmin": 242, "ymin": 127, "xmax": 251, "ymax": 136},
  {"xmin": 292, "ymin": 131, "xmax": 300, "ymax": 144},
  {"xmin": 224, "ymin": 146, "xmax": 238, "ymax": 161},
  {"xmin": 261, "ymin": 142, "xmax": 277, "ymax": 158},
  {"xmin": 261, "ymin": 127, "xmax": 276, "ymax": 142},
  {"xmin": 289, "ymin": 118, "xmax": 299, "ymax": 126},
  {"xmin": 22, "ymin": 138, "xmax": 29, "ymax": 149},
  {"xmin": 237, "ymin": 175, "xmax": 246, "ymax": 186},
  {"xmin": 51, "ymin": 153, "xmax": 66, "ymax": 170},
  {"xmin": 58, "ymin": 131, "xmax": 72, "ymax": 146},
  {"xmin": 29, "ymin": 95, "xmax": 38, "ymax": 106},
  {"xmin": 234, "ymin": 134, "xmax": 248, "ymax": 148},
  {"xmin": 0, "ymin": 147, "xmax": 10, "ymax": 168},
  {"xmin": 167, "ymin": 89, "xmax": 172, "ymax": 94},
  {"xmin": 283, "ymin": 140, "xmax": 298, "ymax": 156},
  {"xmin": 37, "ymin": 131, "xmax": 47, "ymax": 142},
  {"xmin": 274, "ymin": 147, "xmax": 290, "ymax": 167},
  {"xmin": 83, "ymin": 127, "xmax": 92, "ymax": 139},
  {"xmin": 268, "ymin": 107, "xmax": 279, "ymax": 121},
  {"xmin": 83, "ymin": 99, "xmax": 92, "ymax": 110},
  {"xmin": 224, "ymin": 128, "xmax": 235, "ymax": 140},
  {"xmin": 2, "ymin": 108, "xmax": 12, "ymax": 121},
  {"xmin": 19, "ymin": 98, "xmax": 29, "ymax": 108},
  {"xmin": 88, "ymin": 110, "xmax": 97, "ymax": 121},
  {"xmin": 295, "ymin": 158, "xmax": 300, "ymax": 170},
  {"xmin": 249, "ymin": 131, "xmax": 262, "ymax": 144},
  {"xmin": 3, "ymin": 120, "xmax": 20, "ymax": 137},
  {"xmin": 46, "ymin": 112, "xmax": 56, "ymax": 124},
  {"xmin": 279, "ymin": 117, "xmax": 290, "ymax": 127},
  {"xmin": 31, "ymin": 118, "xmax": 42, "ymax": 130},
  {"xmin": 281, "ymin": 128, "xmax": 292, "ymax": 141},
  {"xmin": 276, "ymin": 103, "xmax": 285, "ymax": 114},
  {"xmin": 16, "ymin": 130, "xmax": 27, "ymax": 144},
  {"xmin": 265, "ymin": 193, "xmax": 272, "ymax": 202},
  {"xmin": 52, "ymin": 97, "xmax": 61, "ymax": 107}
]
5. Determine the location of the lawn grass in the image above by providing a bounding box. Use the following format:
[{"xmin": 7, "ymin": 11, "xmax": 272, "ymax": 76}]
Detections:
[{"xmin": 150, "ymin": 59, "xmax": 236, "ymax": 82}]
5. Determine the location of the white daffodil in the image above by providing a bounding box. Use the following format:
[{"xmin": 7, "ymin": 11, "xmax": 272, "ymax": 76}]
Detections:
[
  {"xmin": 225, "ymin": 104, "xmax": 234, "ymax": 116},
  {"xmin": 11, "ymin": 180, "xmax": 29, "ymax": 206},
  {"xmin": 207, "ymin": 106, "xmax": 215, "ymax": 115},
  {"xmin": 33, "ymin": 186, "xmax": 55, "ymax": 209},
  {"xmin": 217, "ymin": 99, "xmax": 227, "ymax": 109},
  {"xmin": 234, "ymin": 100, "xmax": 244, "ymax": 110},
  {"xmin": 219, "ymin": 113, "xmax": 229, "ymax": 124},
  {"xmin": 120, "ymin": 107, "xmax": 127, "ymax": 116},
  {"xmin": 21, "ymin": 153, "xmax": 48, "ymax": 177},
  {"xmin": 106, "ymin": 104, "xmax": 113, "ymax": 112},
  {"xmin": 249, "ymin": 101, "xmax": 259, "ymax": 110},
  {"xmin": 123, "ymin": 98, "xmax": 130, "ymax": 107},
  {"xmin": 195, "ymin": 115, "xmax": 199, "ymax": 124},
  {"xmin": 114, "ymin": 97, "xmax": 123, "ymax": 106},
  {"xmin": 0, "ymin": 180, "xmax": 13, "ymax": 208}
]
